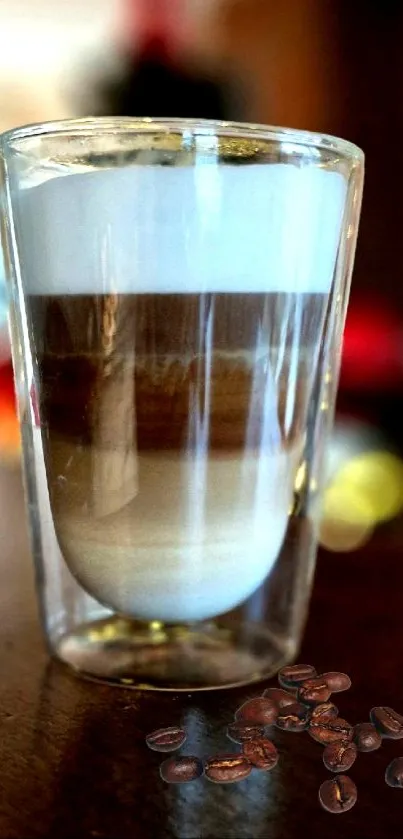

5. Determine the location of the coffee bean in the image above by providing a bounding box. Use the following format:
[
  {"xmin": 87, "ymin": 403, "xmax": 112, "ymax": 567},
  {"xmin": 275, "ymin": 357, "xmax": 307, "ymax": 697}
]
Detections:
[
  {"xmin": 278, "ymin": 664, "xmax": 317, "ymax": 690},
  {"xmin": 323, "ymin": 740, "xmax": 357, "ymax": 773},
  {"xmin": 298, "ymin": 678, "xmax": 332, "ymax": 705},
  {"xmin": 309, "ymin": 717, "xmax": 353, "ymax": 745},
  {"xmin": 385, "ymin": 757, "xmax": 403, "ymax": 788},
  {"xmin": 236, "ymin": 697, "xmax": 278, "ymax": 725},
  {"xmin": 370, "ymin": 707, "xmax": 403, "ymax": 739},
  {"xmin": 310, "ymin": 703, "xmax": 339, "ymax": 724},
  {"xmin": 227, "ymin": 721, "xmax": 264, "ymax": 744},
  {"xmin": 323, "ymin": 672, "xmax": 352, "ymax": 693},
  {"xmin": 276, "ymin": 702, "xmax": 310, "ymax": 732},
  {"xmin": 354, "ymin": 722, "xmax": 382, "ymax": 753},
  {"xmin": 262, "ymin": 687, "xmax": 296, "ymax": 708},
  {"xmin": 205, "ymin": 754, "xmax": 252, "ymax": 784},
  {"xmin": 319, "ymin": 775, "xmax": 357, "ymax": 814},
  {"xmin": 160, "ymin": 756, "xmax": 204, "ymax": 784},
  {"xmin": 242, "ymin": 737, "xmax": 279, "ymax": 770},
  {"xmin": 146, "ymin": 726, "xmax": 186, "ymax": 752}
]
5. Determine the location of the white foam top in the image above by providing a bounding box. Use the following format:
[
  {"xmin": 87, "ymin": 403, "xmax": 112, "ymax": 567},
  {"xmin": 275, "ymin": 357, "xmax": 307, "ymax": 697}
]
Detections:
[{"xmin": 13, "ymin": 163, "xmax": 346, "ymax": 295}]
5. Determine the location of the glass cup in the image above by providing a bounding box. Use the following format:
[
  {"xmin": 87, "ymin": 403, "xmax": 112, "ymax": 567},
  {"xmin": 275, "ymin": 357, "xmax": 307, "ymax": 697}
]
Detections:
[{"xmin": 0, "ymin": 118, "xmax": 364, "ymax": 690}]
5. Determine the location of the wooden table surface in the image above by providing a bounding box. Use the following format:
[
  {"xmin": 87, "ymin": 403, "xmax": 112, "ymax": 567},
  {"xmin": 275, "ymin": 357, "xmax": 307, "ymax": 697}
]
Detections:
[{"xmin": 1, "ymin": 462, "xmax": 403, "ymax": 839}]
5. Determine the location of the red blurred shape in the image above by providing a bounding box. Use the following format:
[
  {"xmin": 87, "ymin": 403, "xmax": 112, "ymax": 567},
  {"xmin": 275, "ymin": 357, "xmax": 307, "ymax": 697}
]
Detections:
[
  {"xmin": 0, "ymin": 361, "xmax": 15, "ymax": 407},
  {"xmin": 0, "ymin": 361, "xmax": 19, "ymax": 456},
  {"xmin": 124, "ymin": 0, "xmax": 186, "ymax": 57},
  {"xmin": 341, "ymin": 297, "xmax": 403, "ymax": 391}
]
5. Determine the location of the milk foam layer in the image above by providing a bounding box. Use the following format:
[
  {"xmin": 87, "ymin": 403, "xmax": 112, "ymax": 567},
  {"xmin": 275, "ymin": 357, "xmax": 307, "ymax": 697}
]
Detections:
[
  {"xmin": 14, "ymin": 163, "xmax": 346, "ymax": 296},
  {"xmin": 52, "ymin": 444, "xmax": 300, "ymax": 623}
]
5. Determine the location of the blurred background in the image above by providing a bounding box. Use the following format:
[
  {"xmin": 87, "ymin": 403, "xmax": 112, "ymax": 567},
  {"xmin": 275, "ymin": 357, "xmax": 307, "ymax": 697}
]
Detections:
[{"xmin": 1, "ymin": 0, "xmax": 403, "ymax": 552}]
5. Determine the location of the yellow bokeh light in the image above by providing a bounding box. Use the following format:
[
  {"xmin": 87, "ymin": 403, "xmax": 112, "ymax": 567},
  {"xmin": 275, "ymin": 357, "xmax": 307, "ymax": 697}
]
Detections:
[
  {"xmin": 319, "ymin": 449, "xmax": 403, "ymax": 552},
  {"xmin": 319, "ymin": 484, "xmax": 374, "ymax": 552},
  {"xmin": 334, "ymin": 451, "xmax": 403, "ymax": 524}
]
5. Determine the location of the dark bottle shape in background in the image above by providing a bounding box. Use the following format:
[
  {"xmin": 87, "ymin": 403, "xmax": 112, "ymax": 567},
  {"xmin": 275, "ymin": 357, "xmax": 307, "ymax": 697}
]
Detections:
[{"xmin": 90, "ymin": 0, "xmax": 244, "ymax": 121}]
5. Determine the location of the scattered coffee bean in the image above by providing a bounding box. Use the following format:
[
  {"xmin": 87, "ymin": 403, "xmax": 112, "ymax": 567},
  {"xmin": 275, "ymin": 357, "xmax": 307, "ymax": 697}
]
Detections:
[
  {"xmin": 310, "ymin": 703, "xmax": 339, "ymax": 724},
  {"xmin": 370, "ymin": 707, "xmax": 403, "ymax": 739},
  {"xmin": 205, "ymin": 754, "xmax": 252, "ymax": 784},
  {"xmin": 276, "ymin": 702, "xmax": 310, "ymax": 732},
  {"xmin": 242, "ymin": 737, "xmax": 279, "ymax": 770},
  {"xmin": 227, "ymin": 721, "xmax": 264, "ymax": 744},
  {"xmin": 278, "ymin": 664, "xmax": 317, "ymax": 690},
  {"xmin": 298, "ymin": 678, "xmax": 332, "ymax": 705},
  {"xmin": 319, "ymin": 775, "xmax": 357, "ymax": 814},
  {"xmin": 310, "ymin": 717, "xmax": 353, "ymax": 745},
  {"xmin": 354, "ymin": 722, "xmax": 382, "ymax": 753},
  {"xmin": 236, "ymin": 697, "xmax": 278, "ymax": 725},
  {"xmin": 146, "ymin": 726, "xmax": 186, "ymax": 752},
  {"xmin": 385, "ymin": 757, "xmax": 403, "ymax": 788},
  {"xmin": 262, "ymin": 687, "xmax": 296, "ymax": 708},
  {"xmin": 160, "ymin": 756, "xmax": 204, "ymax": 784},
  {"xmin": 323, "ymin": 740, "xmax": 357, "ymax": 773},
  {"xmin": 323, "ymin": 672, "xmax": 352, "ymax": 693}
]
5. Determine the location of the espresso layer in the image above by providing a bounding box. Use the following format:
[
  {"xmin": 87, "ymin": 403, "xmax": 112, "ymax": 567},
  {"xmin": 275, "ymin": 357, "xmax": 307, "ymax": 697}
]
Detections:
[{"xmin": 27, "ymin": 291, "xmax": 323, "ymax": 622}]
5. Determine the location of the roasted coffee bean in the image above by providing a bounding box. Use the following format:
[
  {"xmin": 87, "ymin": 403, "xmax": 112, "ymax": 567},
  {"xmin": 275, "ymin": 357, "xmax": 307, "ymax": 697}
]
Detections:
[
  {"xmin": 310, "ymin": 717, "xmax": 353, "ymax": 745},
  {"xmin": 323, "ymin": 740, "xmax": 357, "ymax": 773},
  {"xmin": 160, "ymin": 756, "xmax": 204, "ymax": 784},
  {"xmin": 262, "ymin": 687, "xmax": 296, "ymax": 708},
  {"xmin": 242, "ymin": 737, "xmax": 279, "ymax": 770},
  {"xmin": 354, "ymin": 722, "xmax": 382, "ymax": 753},
  {"xmin": 278, "ymin": 664, "xmax": 317, "ymax": 690},
  {"xmin": 310, "ymin": 703, "xmax": 339, "ymax": 724},
  {"xmin": 298, "ymin": 678, "xmax": 332, "ymax": 705},
  {"xmin": 276, "ymin": 702, "xmax": 310, "ymax": 732},
  {"xmin": 385, "ymin": 757, "xmax": 403, "ymax": 788},
  {"xmin": 319, "ymin": 775, "xmax": 357, "ymax": 814},
  {"xmin": 323, "ymin": 672, "xmax": 352, "ymax": 693},
  {"xmin": 146, "ymin": 726, "xmax": 186, "ymax": 752},
  {"xmin": 370, "ymin": 707, "xmax": 403, "ymax": 739},
  {"xmin": 227, "ymin": 721, "xmax": 264, "ymax": 744},
  {"xmin": 205, "ymin": 754, "xmax": 252, "ymax": 784},
  {"xmin": 236, "ymin": 697, "xmax": 278, "ymax": 725}
]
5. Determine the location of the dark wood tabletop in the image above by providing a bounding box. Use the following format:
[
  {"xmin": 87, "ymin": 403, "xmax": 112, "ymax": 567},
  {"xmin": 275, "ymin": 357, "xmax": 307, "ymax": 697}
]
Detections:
[{"xmin": 1, "ymin": 462, "xmax": 403, "ymax": 839}]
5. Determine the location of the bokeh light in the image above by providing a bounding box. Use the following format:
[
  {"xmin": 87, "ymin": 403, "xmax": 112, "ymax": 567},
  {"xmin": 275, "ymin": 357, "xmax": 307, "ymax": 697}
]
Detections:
[{"xmin": 320, "ymin": 450, "xmax": 403, "ymax": 552}]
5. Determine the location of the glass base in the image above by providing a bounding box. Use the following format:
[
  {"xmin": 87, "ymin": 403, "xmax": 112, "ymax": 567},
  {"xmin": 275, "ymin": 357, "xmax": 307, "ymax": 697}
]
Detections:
[{"xmin": 56, "ymin": 615, "xmax": 295, "ymax": 691}]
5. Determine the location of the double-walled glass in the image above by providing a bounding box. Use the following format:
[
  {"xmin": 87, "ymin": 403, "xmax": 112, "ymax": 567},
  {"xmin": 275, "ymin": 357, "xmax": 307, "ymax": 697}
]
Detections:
[{"xmin": 0, "ymin": 119, "xmax": 363, "ymax": 690}]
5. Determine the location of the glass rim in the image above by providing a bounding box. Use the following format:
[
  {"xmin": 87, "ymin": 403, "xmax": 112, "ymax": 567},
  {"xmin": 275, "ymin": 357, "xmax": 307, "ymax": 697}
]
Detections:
[{"xmin": 0, "ymin": 116, "xmax": 364, "ymax": 164}]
